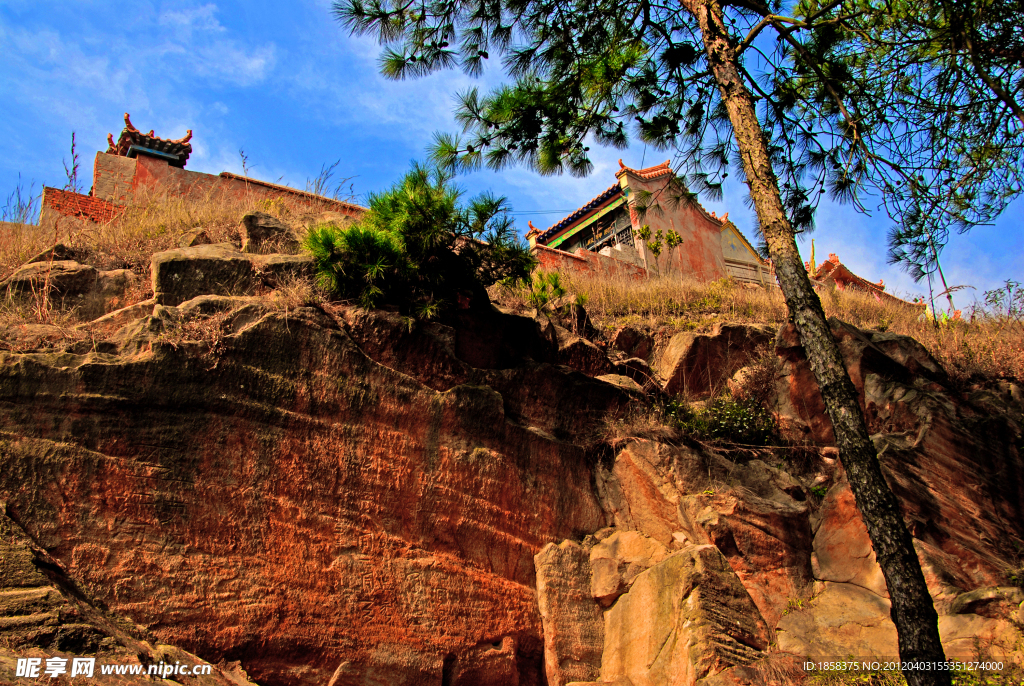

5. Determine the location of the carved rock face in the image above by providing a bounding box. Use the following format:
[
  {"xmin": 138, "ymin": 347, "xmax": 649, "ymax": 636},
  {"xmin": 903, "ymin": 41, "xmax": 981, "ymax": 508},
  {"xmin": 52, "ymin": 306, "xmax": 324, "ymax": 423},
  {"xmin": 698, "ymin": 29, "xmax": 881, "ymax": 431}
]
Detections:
[
  {"xmin": 0, "ymin": 305, "xmax": 622, "ymax": 686},
  {"xmin": 0, "ymin": 505, "xmax": 254, "ymax": 685}
]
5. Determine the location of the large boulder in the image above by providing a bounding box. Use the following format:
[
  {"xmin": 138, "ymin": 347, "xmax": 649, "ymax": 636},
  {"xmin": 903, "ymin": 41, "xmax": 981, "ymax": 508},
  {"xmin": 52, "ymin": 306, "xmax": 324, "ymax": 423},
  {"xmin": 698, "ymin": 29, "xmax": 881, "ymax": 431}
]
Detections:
[
  {"xmin": 811, "ymin": 474, "xmax": 889, "ymax": 599},
  {"xmin": 600, "ymin": 545, "xmax": 770, "ymax": 686},
  {"xmin": 2, "ymin": 260, "xmax": 137, "ymax": 320},
  {"xmin": 535, "ymin": 541, "xmax": 605, "ymax": 686},
  {"xmin": 240, "ymin": 211, "xmax": 299, "ymax": 254},
  {"xmin": 589, "ymin": 530, "xmax": 670, "ymax": 607},
  {"xmin": 773, "ymin": 318, "xmax": 947, "ymax": 443},
  {"xmin": 557, "ymin": 335, "xmax": 614, "ymax": 377},
  {"xmin": 776, "ymin": 582, "xmax": 899, "ymax": 660},
  {"xmin": 657, "ymin": 323, "xmax": 774, "ymax": 398},
  {"xmin": 611, "ymin": 325, "xmax": 653, "ymax": 361},
  {"xmin": 26, "ymin": 243, "xmax": 86, "ymax": 264},
  {"xmin": 3, "ymin": 260, "xmax": 98, "ymax": 297},
  {"xmin": 151, "ymin": 243, "xmax": 311, "ymax": 306},
  {"xmin": 612, "ymin": 357, "xmax": 661, "ymax": 394}
]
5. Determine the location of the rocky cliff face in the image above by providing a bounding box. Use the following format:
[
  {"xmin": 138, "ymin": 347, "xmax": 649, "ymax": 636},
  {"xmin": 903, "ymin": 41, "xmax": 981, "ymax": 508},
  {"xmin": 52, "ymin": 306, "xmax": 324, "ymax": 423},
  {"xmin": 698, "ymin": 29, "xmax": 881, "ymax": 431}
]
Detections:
[{"xmin": 2, "ymin": 243, "xmax": 1023, "ymax": 685}]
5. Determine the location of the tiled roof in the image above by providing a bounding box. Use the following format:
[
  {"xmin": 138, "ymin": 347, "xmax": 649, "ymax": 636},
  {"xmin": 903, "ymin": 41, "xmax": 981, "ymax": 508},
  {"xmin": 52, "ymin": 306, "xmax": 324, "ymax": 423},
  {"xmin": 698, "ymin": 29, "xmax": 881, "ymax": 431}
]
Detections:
[
  {"xmin": 106, "ymin": 113, "xmax": 193, "ymax": 168},
  {"xmin": 810, "ymin": 252, "xmax": 921, "ymax": 306},
  {"xmin": 616, "ymin": 158, "xmax": 725, "ymax": 226},
  {"xmin": 537, "ymin": 184, "xmax": 622, "ymax": 243},
  {"xmin": 537, "ymin": 159, "xmax": 726, "ymax": 246},
  {"xmin": 812, "ymin": 253, "xmax": 885, "ymax": 293},
  {"xmin": 614, "ymin": 158, "xmax": 674, "ymax": 180}
]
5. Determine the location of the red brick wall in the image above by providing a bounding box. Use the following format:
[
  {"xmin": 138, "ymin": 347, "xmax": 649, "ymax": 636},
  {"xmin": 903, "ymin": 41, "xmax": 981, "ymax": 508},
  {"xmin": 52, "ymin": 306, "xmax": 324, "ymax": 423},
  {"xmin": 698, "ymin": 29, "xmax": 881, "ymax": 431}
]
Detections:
[
  {"xmin": 41, "ymin": 187, "xmax": 124, "ymax": 224},
  {"xmin": 532, "ymin": 244, "xmax": 648, "ymax": 280}
]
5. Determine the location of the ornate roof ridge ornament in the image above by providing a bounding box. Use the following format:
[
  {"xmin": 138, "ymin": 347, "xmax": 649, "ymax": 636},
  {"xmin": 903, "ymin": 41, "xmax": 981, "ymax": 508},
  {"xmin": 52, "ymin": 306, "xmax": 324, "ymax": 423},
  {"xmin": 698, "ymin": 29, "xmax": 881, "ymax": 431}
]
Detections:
[{"xmin": 105, "ymin": 113, "xmax": 193, "ymax": 168}]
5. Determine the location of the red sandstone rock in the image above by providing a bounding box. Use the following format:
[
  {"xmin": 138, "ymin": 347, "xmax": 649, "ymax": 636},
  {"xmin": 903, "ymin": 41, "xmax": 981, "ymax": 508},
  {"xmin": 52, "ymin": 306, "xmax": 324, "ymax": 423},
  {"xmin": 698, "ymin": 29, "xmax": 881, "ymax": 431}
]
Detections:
[
  {"xmin": 3, "ymin": 299, "xmax": 1023, "ymax": 685},
  {"xmin": 691, "ymin": 460, "xmax": 813, "ymax": 626},
  {"xmin": 611, "ymin": 326, "xmax": 653, "ymax": 361},
  {"xmin": 557, "ymin": 334, "xmax": 614, "ymax": 377},
  {"xmin": 599, "ymin": 545, "xmax": 769, "ymax": 686},
  {"xmin": 777, "ymin": 581, "xmax": 1024, "ymax": 664},
  {"xmin": 775, "ymin": 318, "xmax": 1024, "ymax": 597},
  {"xmin": 0, "ymin": 505, "xmax": 254, "ymax": 686},
  {"xmin": 588, "ymin": 530, "xmax": 670, "ymax": 607},
  {"xmin": 612, "ymin": 357, "xmax": 661, "ymax": 394},
  {"xmin": 657, "ymin": 323, "xmax": 774, "ymax": 398},
  {"xmin": 26, "ymin": 243, "xmax": 86, "ymax": 264},
  {"xmin": 812, "ymin": 474, "xmax": 888, "ymax": 598}
]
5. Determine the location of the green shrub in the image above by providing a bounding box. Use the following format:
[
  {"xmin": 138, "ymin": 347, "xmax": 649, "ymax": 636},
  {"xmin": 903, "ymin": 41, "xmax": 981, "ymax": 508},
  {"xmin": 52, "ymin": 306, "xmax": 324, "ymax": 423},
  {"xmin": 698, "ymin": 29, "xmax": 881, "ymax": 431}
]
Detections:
[
  {"xmin": 303, "ymin": 163, "xmax": 535, "ymax": 317},
  {"xmin": 665, "ymin": 396, "xmax": 778, "ymax": 446}
]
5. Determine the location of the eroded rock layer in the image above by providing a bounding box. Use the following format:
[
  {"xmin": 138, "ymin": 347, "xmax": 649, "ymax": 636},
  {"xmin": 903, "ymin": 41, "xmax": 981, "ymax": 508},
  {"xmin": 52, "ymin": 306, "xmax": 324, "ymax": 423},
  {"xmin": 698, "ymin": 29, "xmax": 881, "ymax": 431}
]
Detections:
[{"xmin": 2, "ymin": 270, "xmax": 1023, "ymax": 686}]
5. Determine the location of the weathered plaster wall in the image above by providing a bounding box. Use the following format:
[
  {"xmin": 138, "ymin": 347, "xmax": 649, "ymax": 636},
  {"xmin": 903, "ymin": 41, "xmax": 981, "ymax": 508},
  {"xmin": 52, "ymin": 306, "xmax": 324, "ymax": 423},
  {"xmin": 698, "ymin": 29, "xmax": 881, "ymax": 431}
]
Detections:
[
  {"xmin": 131, "ymin": 156, "xmax": 363, "ymax": 216},
  {"xmin": 45, "ymin": 153, "xmax": 364, "ymax": 228},
  {"xmin": 623, "ymin": 171, "xmax": 727, "ymax": 283},
  {"xmin": 92, "ymin": 152, "xmax": 137, "ymax": 204}
]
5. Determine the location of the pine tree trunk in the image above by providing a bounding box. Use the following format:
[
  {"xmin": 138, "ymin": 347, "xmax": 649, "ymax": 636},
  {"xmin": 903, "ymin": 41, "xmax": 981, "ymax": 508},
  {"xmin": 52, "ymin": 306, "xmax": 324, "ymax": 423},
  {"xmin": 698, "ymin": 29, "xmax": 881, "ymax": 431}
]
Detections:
[{"xmin": 689, "ymin": 1, "xmax": 951, "ymax": 683}]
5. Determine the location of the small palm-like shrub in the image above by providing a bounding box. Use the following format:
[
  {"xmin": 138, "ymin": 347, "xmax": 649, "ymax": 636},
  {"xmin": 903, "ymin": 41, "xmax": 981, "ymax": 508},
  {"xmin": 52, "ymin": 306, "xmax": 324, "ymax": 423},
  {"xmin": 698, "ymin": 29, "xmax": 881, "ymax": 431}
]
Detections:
[
  {"xmin": 528, "ymin": 271, "xmax": 567, "ymax": 309},
  {"xmin": 304, "ymin": 224, "xmax": 408, "ymax": 309},
  {"xmin": 304, "ymin": 163, "xmax": 534, "ymax": 316}
]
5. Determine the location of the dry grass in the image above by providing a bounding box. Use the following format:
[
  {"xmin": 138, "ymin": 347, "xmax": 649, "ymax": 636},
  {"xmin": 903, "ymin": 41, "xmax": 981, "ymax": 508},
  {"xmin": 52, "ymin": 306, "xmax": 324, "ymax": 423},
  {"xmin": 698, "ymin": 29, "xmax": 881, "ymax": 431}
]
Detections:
[
  {"xmin": 0, "ymin": 184, "xmax": 349, "ymax": 348},
  {"xmin": 4, "ymin": 183, "xmax": 1023, "ymax": 386},
  {"xmin": 494, "ymin": 272, "xmax": 1024, "ymax": 386},
  {"xmin": 0, "ymin": 183, "xmax": 347, "ymax": 280}
]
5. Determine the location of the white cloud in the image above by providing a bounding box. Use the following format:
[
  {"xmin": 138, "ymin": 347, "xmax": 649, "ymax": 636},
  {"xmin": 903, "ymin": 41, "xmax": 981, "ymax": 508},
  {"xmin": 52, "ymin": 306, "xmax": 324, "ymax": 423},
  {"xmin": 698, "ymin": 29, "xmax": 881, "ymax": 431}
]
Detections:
[
  {"xmin": 159, "ymin": 4, "xmax": 225, "ymax": 32},
  {"xmin": 158, "ymin": 3, "xmax": 225, "ymax": 31}
]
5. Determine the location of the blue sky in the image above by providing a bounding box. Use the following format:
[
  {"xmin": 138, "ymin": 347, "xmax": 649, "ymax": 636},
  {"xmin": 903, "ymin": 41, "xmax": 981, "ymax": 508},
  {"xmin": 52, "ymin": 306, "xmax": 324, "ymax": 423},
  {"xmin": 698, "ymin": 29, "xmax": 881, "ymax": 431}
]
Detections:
[{"xmin": 1, "ymin": 0, "xmax": 1020, "ymax": 305}]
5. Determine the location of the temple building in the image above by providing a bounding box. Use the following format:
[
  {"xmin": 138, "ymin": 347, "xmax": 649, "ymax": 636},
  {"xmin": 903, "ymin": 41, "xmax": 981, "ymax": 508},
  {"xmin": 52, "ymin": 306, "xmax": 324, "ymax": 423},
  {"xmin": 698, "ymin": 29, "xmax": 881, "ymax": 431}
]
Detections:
[
  {"xmin": 808, "ymin": 251, "xmax": 918, "ymax": 306},
  {"xmin": 39, "ymin": 113, "xmax": 364, "ymax": 229},
  {"xmin": 526, "ymin": 159, "xmax": 770, "ymax": 285}
]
